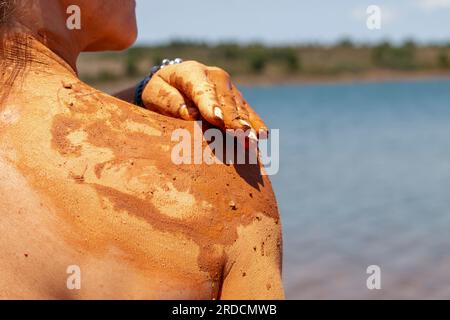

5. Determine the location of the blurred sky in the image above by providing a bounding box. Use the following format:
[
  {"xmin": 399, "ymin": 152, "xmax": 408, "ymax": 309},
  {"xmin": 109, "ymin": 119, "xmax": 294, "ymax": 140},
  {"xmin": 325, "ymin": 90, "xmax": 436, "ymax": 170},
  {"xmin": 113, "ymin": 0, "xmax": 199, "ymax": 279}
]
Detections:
[{"xmin": 135, "ymin": 0, "xmax": 450, "ymax": 45}]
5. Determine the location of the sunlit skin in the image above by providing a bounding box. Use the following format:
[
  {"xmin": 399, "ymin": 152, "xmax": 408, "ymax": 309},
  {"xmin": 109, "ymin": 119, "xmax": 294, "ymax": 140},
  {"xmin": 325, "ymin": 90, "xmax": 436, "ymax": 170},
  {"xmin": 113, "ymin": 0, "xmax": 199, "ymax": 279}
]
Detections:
[{"xmin": 0, "ymin": 0, "xmax": 284, "ymax": 299}]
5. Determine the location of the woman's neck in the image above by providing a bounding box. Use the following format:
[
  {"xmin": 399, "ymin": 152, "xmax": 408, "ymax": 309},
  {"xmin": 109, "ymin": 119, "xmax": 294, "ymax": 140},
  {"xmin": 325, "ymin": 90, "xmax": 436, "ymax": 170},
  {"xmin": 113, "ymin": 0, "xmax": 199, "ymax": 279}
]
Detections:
[
  {"xmin": 28, "ymin": 34, "xmax": 78, "ymax": 76},
  {"xmin": 1, "ymin": 32, "xmax": 79, "ymax": 82},
  {"xmin": 0, "ymin": 32, "xmax": 81, "ymax": 105}
]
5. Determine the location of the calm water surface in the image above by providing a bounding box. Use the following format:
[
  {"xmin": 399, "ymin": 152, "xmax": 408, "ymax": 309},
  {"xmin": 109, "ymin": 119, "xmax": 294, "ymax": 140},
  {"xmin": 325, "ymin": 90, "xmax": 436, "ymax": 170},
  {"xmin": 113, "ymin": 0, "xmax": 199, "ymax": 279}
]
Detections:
[{"xmin": 243, "ymin": 78, "xmax": 450, "ymax": 299}]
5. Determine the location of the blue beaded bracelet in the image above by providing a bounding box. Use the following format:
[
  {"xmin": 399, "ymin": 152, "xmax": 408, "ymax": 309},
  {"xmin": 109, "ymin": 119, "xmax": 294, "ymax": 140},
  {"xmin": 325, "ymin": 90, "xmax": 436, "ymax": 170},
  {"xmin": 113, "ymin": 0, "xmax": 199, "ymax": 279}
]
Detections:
[{"xmin": 134, "ymin": 75, "xmax": 151, "ymax": 107}]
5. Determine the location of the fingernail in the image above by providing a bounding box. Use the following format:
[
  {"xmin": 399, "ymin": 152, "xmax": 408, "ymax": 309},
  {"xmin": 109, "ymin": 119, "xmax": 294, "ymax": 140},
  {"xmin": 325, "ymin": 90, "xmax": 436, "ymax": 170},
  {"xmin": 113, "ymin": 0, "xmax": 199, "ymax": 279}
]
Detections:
[
  {"xmin": 260, "ymin": 127, "xmax": 270, "ymax": 138},
  {"xmin": 214, "ymin": 107, "xmax": 224, "ymax": 120},
  {"xmin": 248, "ymin": 130, "xmax": 258, "ymax": 143},
  {"xmin": 239, "ymin": 119, "xmax": 252, "ymax": 130},
  {"xmin": 180, "ymin": 105, "xmax": 200, "ymax": 120},
  {"xmin": 179, "ymin": 104, "xmax": 189, "ymax": 119}
]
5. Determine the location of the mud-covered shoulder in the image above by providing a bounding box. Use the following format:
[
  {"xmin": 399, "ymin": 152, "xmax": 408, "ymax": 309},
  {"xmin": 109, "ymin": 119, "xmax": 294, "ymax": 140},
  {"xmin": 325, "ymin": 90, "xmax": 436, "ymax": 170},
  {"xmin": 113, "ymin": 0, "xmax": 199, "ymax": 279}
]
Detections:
[{"xmin": 50, "ymin": 81, "xmax": 280, "ymax": 268}]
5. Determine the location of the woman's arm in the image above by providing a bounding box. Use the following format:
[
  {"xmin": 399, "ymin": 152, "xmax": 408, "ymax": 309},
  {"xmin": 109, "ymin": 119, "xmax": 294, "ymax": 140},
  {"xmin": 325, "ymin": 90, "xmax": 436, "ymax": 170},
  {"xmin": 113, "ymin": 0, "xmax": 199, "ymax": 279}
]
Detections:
[{"xmin": 113, "ymin": 86, "xmax": 136, "ymax": 103}]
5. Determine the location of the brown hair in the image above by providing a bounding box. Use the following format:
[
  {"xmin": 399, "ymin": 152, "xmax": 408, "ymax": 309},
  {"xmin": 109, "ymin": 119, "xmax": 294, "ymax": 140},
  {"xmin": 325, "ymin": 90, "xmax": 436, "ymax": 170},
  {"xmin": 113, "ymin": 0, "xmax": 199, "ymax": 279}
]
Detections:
[
  {"xmin": 0, "ymin": 0, "xmax": 15, "ymax": 25},
  {"xmin": 0, "ymin": 0, "xmax": 31, "ymax": 104}
]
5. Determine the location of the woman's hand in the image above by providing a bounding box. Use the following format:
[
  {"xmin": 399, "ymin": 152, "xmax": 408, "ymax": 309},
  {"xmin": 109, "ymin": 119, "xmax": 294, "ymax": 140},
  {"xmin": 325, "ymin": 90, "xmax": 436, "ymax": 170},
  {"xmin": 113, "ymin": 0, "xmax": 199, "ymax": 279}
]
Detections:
[{"xmin": 141, "ymin": 61, "xmax": 268, "ymax": 139}]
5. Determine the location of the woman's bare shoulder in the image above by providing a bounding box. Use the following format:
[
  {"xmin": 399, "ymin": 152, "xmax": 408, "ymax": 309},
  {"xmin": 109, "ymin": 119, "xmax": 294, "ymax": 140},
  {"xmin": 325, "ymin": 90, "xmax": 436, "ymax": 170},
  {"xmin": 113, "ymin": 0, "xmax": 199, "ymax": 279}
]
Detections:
[{"xmin": 8, "ymin": 80, "xmax": 280, "ymax": 240}]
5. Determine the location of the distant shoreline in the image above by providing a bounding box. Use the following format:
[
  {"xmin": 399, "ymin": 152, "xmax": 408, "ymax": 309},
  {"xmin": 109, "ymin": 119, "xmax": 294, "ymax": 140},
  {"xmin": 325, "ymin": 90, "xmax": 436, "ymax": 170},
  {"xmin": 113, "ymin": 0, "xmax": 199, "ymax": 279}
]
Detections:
[
  {"xmin": 91, "ymin": 70, "xmax": 450, "ymax": 93},
  {"xmin": 234, "ymin": 70, "xmax": 450, "ymax": 87}
]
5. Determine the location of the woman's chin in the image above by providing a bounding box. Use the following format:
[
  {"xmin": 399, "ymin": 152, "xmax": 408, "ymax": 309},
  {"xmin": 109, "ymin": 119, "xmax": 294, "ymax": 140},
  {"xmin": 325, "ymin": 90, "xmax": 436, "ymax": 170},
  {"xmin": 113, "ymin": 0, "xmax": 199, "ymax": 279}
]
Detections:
[{"xmin": 85, "ymin": 34, "xmax": 137, "ymax": 52}]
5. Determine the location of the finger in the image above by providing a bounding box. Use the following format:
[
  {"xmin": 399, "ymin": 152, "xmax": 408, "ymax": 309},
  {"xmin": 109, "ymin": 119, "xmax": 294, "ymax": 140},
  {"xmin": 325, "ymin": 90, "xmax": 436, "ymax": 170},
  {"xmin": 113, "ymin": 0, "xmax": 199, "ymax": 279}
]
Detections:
[
  {"xmin": 157, "ymin": 61, "xmax": 225, "ymax": 128},
  {"xmin": 205, "ymin": 67, "xmax": 251, "ymax": 131},
  {"xmin": 142, "ymin": 75, "xmax": 199, "ymax": 121},
  {"xmin": 205, "ymin": 68, "xmax": 260, "ymax": 148},
  {"xmin": 232, "ymin": 84, "xmax": 269, "ymax": 139}
]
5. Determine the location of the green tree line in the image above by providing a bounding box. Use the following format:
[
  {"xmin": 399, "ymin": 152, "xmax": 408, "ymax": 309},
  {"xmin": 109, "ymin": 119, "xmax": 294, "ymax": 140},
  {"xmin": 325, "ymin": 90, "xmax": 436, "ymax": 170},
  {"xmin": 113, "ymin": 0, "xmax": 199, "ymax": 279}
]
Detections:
[{"xmin": 78, "ymin": 40, "xmax": 450, "ymax": 84}]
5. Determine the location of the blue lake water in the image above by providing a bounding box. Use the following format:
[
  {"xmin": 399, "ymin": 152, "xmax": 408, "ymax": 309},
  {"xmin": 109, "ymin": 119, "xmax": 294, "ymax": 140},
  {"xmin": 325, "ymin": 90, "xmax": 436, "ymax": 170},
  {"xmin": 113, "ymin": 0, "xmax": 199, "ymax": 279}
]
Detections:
[{"xmin": 243, "ymin": 78, "xmax": 450, "ymax": 299}]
